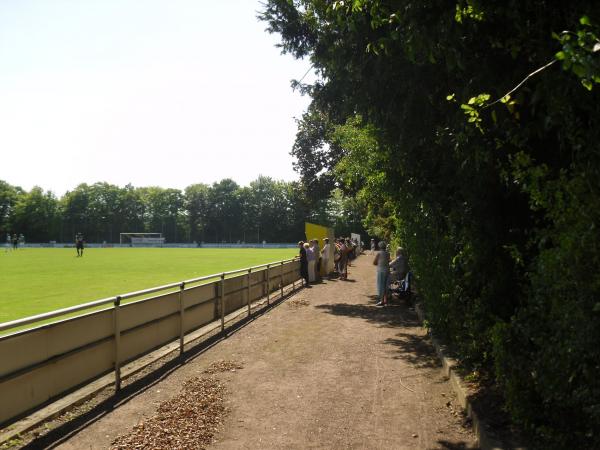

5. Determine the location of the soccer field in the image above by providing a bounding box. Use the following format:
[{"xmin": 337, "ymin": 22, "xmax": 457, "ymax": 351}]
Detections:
[{"xmin": 0, "ymin": 248, "xmax": 297, "ymax": 324}]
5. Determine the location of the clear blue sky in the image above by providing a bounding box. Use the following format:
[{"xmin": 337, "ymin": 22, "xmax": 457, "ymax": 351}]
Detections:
[{"xmin": 0, "ymin": 0, "xmax": 314, "ymax": 195}]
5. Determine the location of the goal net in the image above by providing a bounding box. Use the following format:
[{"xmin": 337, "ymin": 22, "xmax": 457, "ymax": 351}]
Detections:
[{"xmin": 120, "ymin": 232, "xmax": 165, "ymax": 246}]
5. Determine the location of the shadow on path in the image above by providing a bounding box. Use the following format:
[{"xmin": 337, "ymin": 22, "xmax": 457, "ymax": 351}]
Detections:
[
  {"xmin": 383, "ymin": 332, "xmax": 440, "ymax": 369},
  {"xmin": 315, "ymin": 301, "xmax": 439, "ymax": 369},
  {"xmin": 315, "ymin": 302, "xmax": 421, "ymax": 329}
]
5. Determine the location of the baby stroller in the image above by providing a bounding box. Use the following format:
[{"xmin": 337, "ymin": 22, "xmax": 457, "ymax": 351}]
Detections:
[{"xmin": 388, "ymin": 271, "xmax": 413, "ymax": 303}]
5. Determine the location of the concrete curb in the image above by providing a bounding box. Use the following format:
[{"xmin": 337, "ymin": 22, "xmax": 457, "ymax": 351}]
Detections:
[
  {"xmin": 0, "ymin": 284, "xmax": 298, "ymax": 447},
  {"xmin": 414, "ymin": 303, "xmax": 527, "ymax": 450}
]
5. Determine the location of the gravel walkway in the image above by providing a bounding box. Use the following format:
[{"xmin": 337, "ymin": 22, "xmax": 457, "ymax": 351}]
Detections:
[{"xmin": 44, "ymin": 256, "xmax": 478, "ymax": 449}]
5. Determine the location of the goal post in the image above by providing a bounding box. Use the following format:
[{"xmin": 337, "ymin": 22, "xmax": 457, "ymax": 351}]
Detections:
[{"xmin": 119, "ymin": 232, "xmax": 165, "ymax": 246}]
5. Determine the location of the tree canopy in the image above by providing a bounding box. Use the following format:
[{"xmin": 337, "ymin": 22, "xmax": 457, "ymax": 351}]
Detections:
[
  {"xmin": 261, "ymin": 1, "xmax": 600, "ymax": 447},
  {"xmin": 0, "ymin": 177, "xmax": 366, "ymax": 245}
]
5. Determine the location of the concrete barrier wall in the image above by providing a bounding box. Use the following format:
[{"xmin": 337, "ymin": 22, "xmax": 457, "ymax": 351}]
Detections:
[{"xmin": 0, "ymin": 259, "xmax": 300, "ymax": 426}]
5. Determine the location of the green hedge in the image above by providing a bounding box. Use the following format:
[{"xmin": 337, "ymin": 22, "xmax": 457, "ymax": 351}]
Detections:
[{"xmin": 261, "ymin": 1, "xmax": 600, "ymax": 447}]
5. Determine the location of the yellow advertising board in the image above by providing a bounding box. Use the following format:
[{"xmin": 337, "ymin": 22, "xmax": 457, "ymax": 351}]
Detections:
[
  {"xmin": 304, "ymin": 222, "xmax": 335, "ymax": 275},
  {"xmin": 305, "ymin": 222, "xmax": 334, "ymax": 243}
]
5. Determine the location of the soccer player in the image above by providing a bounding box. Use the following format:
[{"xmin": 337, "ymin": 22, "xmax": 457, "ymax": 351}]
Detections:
[{"xmin": 75, "ymin": 233, "xmax": 85, "ymax": 257}]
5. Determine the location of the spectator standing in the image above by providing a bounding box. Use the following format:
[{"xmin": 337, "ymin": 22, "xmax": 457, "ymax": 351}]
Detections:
[
  {"xmin": 333, "ymin": 239, "xmax": 341, "ymax": 274},
  {"xmin": 334, "ymin": 238, "xmax": 341, "ymax": 274},
  {"xmin": 370, "ymin": 239, "xmax": 376, "ymax": 255},
  {"xmin": 12, "ymin": 234, "xmax": 18, "ymax": 250},
  {"xmin": 338, "ymin": 238, "xmax": 348, "ymax": 280},
  {"xmin": 306, "ymin": 240, "xmax": 317, "ymax": 283},
  {"xmin": 311, "ymin": 240, "xmax": 321, "ymax": 281},
  {"xmin": 346, "ymin": 238, "xmax": 352, "ymax": 266},
  {"xmin": 389, "ymin": 247, "xmax": 408, "ymax": 284},
  {"xmin": 298, "ymin": 241, "xmax": 309, "ymax": 285},
  {"xmin": 374, "ymin": 241, "xmax": 390, "ymax": 307},
  {"xmin": 346, "ymin": 238, "xmax": 354, "ymax": 266},
  {"xmin": 321, "ymin": 238, "xmax": 331, "ymax": 277}
]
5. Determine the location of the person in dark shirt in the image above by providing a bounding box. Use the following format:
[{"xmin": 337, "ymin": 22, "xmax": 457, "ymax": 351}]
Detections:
[
  {"xmin": 299, "ymin": 241, "xmax": 309, "ymax": 285},
  {"xmin": 75, "ymin": 233, "xmax": 85, "ymax": 257}
]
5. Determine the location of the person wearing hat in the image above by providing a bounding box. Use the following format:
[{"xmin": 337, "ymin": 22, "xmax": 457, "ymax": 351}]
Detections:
[{"xmin": 373, "ymin": 240, "xmax": 390, "ymax": 306}]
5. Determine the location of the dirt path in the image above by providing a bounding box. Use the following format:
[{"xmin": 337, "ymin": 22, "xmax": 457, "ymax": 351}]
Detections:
[{"xmin": 47, "ymin": 256, "xmax": 477, "ymax": 449}]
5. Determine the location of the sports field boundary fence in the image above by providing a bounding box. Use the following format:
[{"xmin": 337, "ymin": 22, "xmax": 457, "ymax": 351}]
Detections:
[
  {"xmin": 0, "ymin": 257, "xmax": 301, "ymax": 427},
  {"xmin": 11, "ymin": 243, "xmax": 297, "ymax": 248}
]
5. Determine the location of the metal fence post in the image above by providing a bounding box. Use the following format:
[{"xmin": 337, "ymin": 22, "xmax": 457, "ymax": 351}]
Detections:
[
  {"xmin": 220, "ymin": 273, "xmax": 225, "ymax": 331},
  {"xmin": 280, "ymin": 261, "xmax": 284, "ymax": 299},
  {"xmin": 247, "ymin": 268, "xmax": 252, "ymax": 316},
  {"xmin": 179, "ymin": 282, "xmax": 185, "ymax": 355},
  {"xmin": 292, "ymin": 261, "xmax": 295, "ymax": 292},
  {"xmin": 113, "ymin": 296, "xmax": 122, "ymax": 391},
  {"xmin": 266, "ymin": 264, "xmax": 270, "ymax": 305}
]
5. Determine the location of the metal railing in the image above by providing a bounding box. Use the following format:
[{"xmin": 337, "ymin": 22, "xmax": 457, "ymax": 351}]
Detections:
[
  {"xmin": 0, "ymin": 257, "xmax": 299, "ymax": 334},
  {"xmin": 0, "ymin": 256, "xmax": 301, "ymax": 409},
  {"xmin": 0, "ymin": 256, "xmax": 302, "ymax": 426}
]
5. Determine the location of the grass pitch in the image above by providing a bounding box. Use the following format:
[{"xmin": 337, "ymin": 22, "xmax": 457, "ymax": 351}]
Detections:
[{"xmin": 0, "ymin": 247, "xmax": 296, "ymax": 324}]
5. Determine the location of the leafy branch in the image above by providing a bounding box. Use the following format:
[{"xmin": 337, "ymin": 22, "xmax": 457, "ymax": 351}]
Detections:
[
  {"xmin": 554, "ymin": 15, "xmax": 600, "ymax": 90},
  {"xmin": 451, "ymin": 15, "xmax": 600, "ymax": 130}
]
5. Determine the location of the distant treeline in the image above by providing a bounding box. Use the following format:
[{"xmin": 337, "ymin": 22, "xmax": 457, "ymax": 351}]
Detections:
[{"xmin": 0, "ymin": 177, "xmax": 365, "ymax": 243}]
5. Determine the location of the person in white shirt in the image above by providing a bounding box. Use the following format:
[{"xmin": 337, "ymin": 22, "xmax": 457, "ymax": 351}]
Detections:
[
  {"xmin": 306, "ymin": 241, "xmax": 316, "ymax": 283},
  {"xmin": 321, "ymin": 238, "xmax": 331, "ymax": 277},
  {"xmin": 312, "ymin": 239, "xmax": 321, "ymax": 281},
  {"xmin": 389, "ymin": 247, "xmax": 408, "ymax": 283},
  {"xmin": 373, "ymin": 241, "xmax": 390, "ymax": 306}
]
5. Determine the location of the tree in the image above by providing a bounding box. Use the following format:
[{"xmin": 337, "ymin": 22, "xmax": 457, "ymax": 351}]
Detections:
[
  {"xmin": 115, "ymin": 184, "xmax": 146, "ymax": 237},
  {"xmin": 261, "ymin": 1, "xmax": 600, "ymax": 447},
  {"xmin": 61, "ymin": 184, "xmax": 91, "ymax": 242},
  {"xmin": 0, "ymin": 180, "xmax": 21, "ymax": 237},
  {"xmin": 206, "ymin": 179, "xmax": 242, "ymax": 243},
  {"xmin": 138, "ymin": 187, "xmax": 184, "ymax": 243},
  {"xmin": 184, "ymin": 183, "xmax": 211, "ymax": 243},
  {"xmin": 86, "ymin": 182, "xmax": 123, "ymax": 243},
  {"xmin": 291, "ymin": 106, "xmax": 342, "ymax": 201},
  {"xmin": 11, "ymin": 187, "xmax": 60, "ymax": 242}
]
